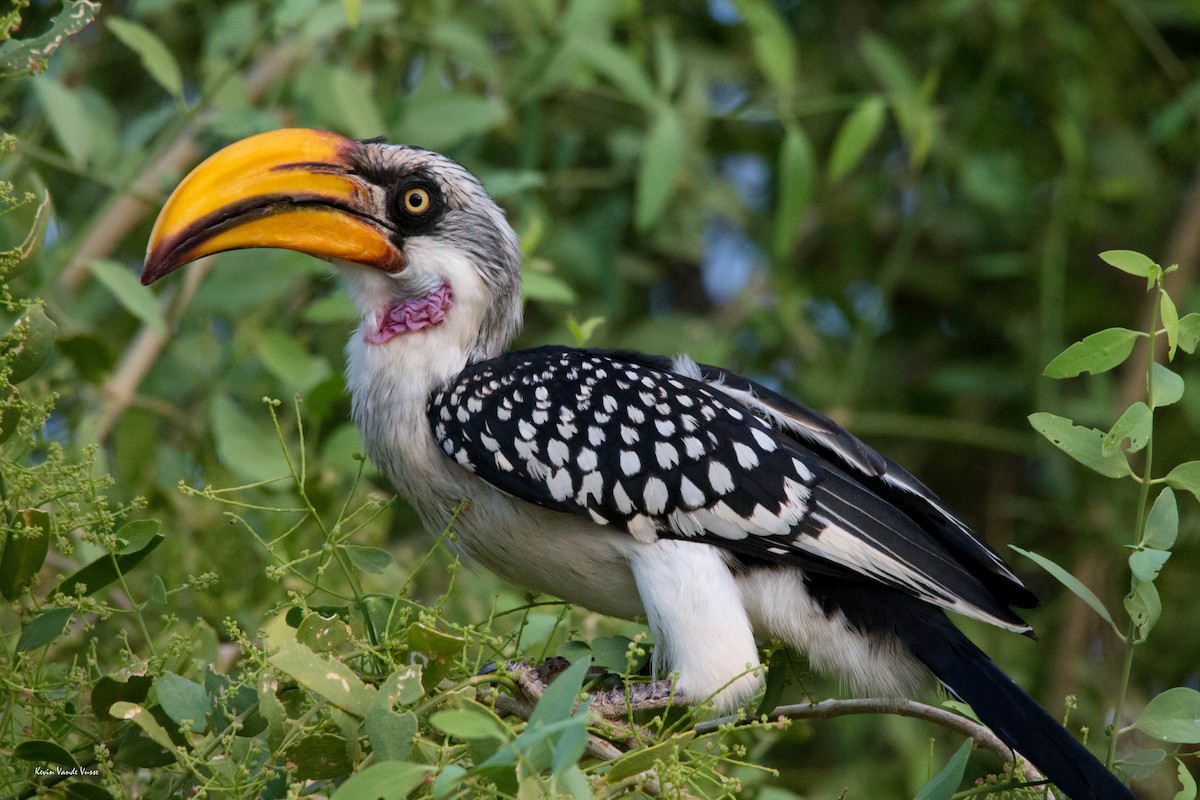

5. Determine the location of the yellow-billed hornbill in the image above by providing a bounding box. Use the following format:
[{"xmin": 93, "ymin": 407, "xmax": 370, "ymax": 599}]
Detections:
[{"xmin": 143, "ymin": 129, "xmax": 1134, "ymax": 800}]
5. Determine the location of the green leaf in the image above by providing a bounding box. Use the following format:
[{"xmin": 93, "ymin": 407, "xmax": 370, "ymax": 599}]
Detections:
[
  {"xmin": 1028, "ymin": 412, "xmax": 1133, "ymax": 479},
  {"xmin": 566, "ymin": 316, "xmax": 605, "ymax": 346},
  {"xmin": 635, "ymin": 106, "xmax": 686, "ymax": 231},
  {"xmin": 550, "ymin": 704, "xmax": 589, "ymax": 775},
  {"xmin": 1125, "ymin": 579, "xmax": 1162, "ymax": 641},
  {"xmin": 407, "ymin": 623, "xmax": 466, "ymax": 690},
  {"xmin": 1165, "ymin": 461, "xmax": 1200, "ymax": 503},
  {"xmin": 341, "ymin": 0, "xmax": 360, "ymax": 27},
  {"xmin": 285, "ymin": 733, "xmax": 352, "ymax": 780},
  {"xmin": 0, "ymin": 384, "xmax": 22, "ymax": 444},
  {"xmin": 1104, "ymin": 402, "xmax": 1151, "ymax": 456},
  {"xmin": 364, "ymin": 707, "xmax": 417, "ymax": 762},
  {"xmin": 88, "ymin": 259, "xmax": 168, "ymax": 337},
  {"xmin": 156, "ymin": 672, "xmax": 212, "ymax": 733},
  {"xmin": 527, "ymin": 656, "xmax": 591, "ymax": 728},
  {"xmin": 296, "ymin": 612, "xmax": 353, "ymax": 654},
  {"xmin": 1010, "ymin": 546, "xmax": 1115, "ymax": 627},
  {"xmin": 327, "ymin": 65, "xmax": 388, "ymax": 139},
  {"xmin": 1150, "ymin": 363, "xmax": 1184, "ymax": 408},
  {"xmin": 653, "ymin": 23, "xmax": 681, "ymax": 96},
  {"xmin": 1175, "ymin": 758, "xmax": 1198, "ymax": 800},
  {"xmin": 522, "ymin": 270, "xmax": 578, "ymax": 305},
  {"xmin": 6, "ymin": 622, "xmax": 60, "ymax": 677},
  {"xmin": 1128, "ymin": 548, "xmax": 1171, "ymax": 582},
  {"xmin": 106, "ymin": 18, "xmax": 183, "ymax": 98},
  {"xmin": 3, "ymin": 303, "xmax": 58, "ymax": 383},
  {"xmin": 430, "ymin": 707, "xmax": 510, "ymax": 741},
  {"xmin": 208, "ymin": 395, "xmax": 290, "ymax": 484},
  {"xmin": 57, "ymin": 333, "xmax": 114, "ymax": 384},
  {"xmin": 92, "ymin": 674, "xmax": 153, "ymax": 717},
  {"xmin": 430, "ymin": 764, "xmax": 468, "ymax": 797},
  {"xmin": 1161, "ymin": 291, "xmax": 1180, "ymax": 359},
  {"xmin": 117, "ymin": 520, "xmax": 161, "ymax": 555},
  {"xmin": 605, "ymin": 732, "xmax": 697, "ymax": 784},
  {"xmin": 732, "ymin": 0, "xmax": 796, "ymax": 104},
  {"xmin": 0, "ymin": 0, "xmax": 98, "ymax": 73},
  {"xmin": 345, "ymin": 545, "xmax": 393, "ymax": 574},
  {"xmin": 150, "ymin": 575, "xmax": 168, "ymax": 605},
  {"xmin": 110, "ymin": 702, "xmax": 176, "ymax": 752},
  {"xmin": 1116, "ymin": 748, "xmax": 1166, "ymax": 781},
  {"xmin": 773, "ymin": 125, "xmax": 816, "ymax": 260},
  {"xmin": 377, "ymin": 665, "xmax": 424, "ymax": 707},
  {"xmin": 914, "ymin": 737, "xmax": 974, "ymax": 800},
  {"xmin": 0, "ymin": 508, "xmax": 50, "ymax": 600},
  {"xmin": 1134, "ymin": 687, "xmax": 1200, "ymax": 743},
  {"xmin": 259, "ymin": 681, "xmax": 287, "ymax": 750},
  {"xmin": 32, "ymin": 78, "xmax": 93, "ymax": 167},
  {"xmin": 1177, "ymin": 313, "xmax": 1200, "ymax": 354},
  {"xmin": 828, "ymin": 95, "xmax": 887, "ymax": 181},
  {"xmin": 577, "ymin": 39, "xmax": 656, "ymax": 108},
  {"xmin": 1100, "ymin": 250, "xmax": 1159, "ymax": 278},
  {"xmin": 1143, "ymin": 488, "xmax": 1179, "ymax": 550},
  {"xmin": 590, "ymin": 635, "xmax": 640, "ymax": 674},
  {"xmin": 397, "ymin": 92, "xmax": 508, "ymax": 151},
  {"xmin": 331, "ymin": 761, "xmax": 435, "ymax": 800},
  {"xmin": 52, "ymin": 531, "xmax": 164, "ymax": 598},
  {"xmin": 258, "ymin": 330, "xmax": 330, "ymax": 393},
  {"xmin": 14, "ymin": 739, "xmax": 79, "ymax": 769},
  {"xmin": 269, "ymin": 639, "xmax": 376, "ymax": 716},
  {"xmin": 63, "ymin": 782, "xmax": 116, "ymax": 800},
  {"xmin": 303, "ymin": 293, "xmax": 358, "ymax": 324},
  {"xmin": 1043, "ymin": 327, "xmax": 1142, "ymax": 378},
  {"xmin": 479, "ymin": 169, "xmax": 545, "ymax": 200}
]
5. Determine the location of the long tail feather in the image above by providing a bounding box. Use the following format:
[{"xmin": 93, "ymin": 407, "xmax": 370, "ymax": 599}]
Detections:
[{"xmin": 900, "ymin": 616, "xmax": 1136, "ymax": 800}]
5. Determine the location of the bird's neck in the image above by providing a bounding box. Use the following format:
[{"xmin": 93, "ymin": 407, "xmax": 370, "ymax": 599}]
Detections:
[
  {"xmin": 338, "ymin": 253, "xmax": 520, "ymax": 504},
  {"xmin": 362, "ymin": 281, "xmax": 454, "ymax": 344}
]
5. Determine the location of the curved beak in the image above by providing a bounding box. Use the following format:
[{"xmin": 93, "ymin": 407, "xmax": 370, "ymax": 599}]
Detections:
[{"xmin": 142, "ymin": 128, "xmax": 405, "ymax": 285}]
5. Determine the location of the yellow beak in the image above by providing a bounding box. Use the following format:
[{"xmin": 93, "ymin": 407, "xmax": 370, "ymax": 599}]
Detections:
[{"xmin": 142, "ymin": 128, "xmax": 405, "ymax": 285}]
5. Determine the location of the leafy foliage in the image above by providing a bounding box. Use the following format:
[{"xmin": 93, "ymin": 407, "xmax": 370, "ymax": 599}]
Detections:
[{"xmin": 1, "ymin": 1, "xmax": 1199, "ymax": 798}]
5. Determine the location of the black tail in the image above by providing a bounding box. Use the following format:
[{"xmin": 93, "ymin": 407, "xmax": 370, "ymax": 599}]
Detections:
[{"xmin": 900, "ymin": 615, "xmax": 1136, "ymax": 800}]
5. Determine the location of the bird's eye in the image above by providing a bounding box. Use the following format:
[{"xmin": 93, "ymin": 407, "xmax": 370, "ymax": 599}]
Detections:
[{"xmin": 403, "ymin": 187, "xmax": 431, "ymax": 215}]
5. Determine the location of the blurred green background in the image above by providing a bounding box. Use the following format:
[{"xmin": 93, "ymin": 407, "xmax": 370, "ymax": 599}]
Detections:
[{"xmin": 2, "ymin": 0, "xmax": 1199, "ymax": 797}]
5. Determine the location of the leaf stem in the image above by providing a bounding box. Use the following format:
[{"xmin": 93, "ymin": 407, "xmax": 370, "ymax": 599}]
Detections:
[{"xmin": 1106, "ymin": 280, "xmax": 1163, "ymax": 768}]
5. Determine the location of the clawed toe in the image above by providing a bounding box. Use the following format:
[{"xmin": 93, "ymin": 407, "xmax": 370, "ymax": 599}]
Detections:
[{"xmin": 504, "ymin": 659, "xmax": 684, "ymax": 718}]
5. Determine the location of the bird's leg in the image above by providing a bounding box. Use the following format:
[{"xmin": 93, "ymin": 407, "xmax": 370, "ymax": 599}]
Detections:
[{"xmin": 505, "ymin": 658, "xmax": 684, "ymax": 718}]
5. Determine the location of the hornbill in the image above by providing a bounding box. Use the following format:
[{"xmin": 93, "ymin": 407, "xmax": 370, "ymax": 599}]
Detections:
[{"xmin": 142, "ymin": 128, "xmax": 1135, "ymax": 799}]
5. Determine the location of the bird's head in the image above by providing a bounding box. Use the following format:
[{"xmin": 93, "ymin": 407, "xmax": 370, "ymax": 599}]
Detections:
[{"xmin": 143, "ymin": 128, "xmax": 523, "ymax": 359}]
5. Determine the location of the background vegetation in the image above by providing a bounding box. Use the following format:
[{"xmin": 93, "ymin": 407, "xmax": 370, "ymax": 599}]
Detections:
[{"xmin": 1, "ymin": 0, "xmax": 1199, "ymax": 797}]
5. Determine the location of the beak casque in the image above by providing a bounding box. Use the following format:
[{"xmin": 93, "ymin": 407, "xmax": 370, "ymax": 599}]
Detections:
[{"xmin": 142, "ymin": 128, "xmax": 405, "ymax": 285}]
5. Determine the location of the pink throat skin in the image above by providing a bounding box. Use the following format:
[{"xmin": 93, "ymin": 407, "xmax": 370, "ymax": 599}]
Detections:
[{"xmin": 365, "ymin": 282, "xmax": 454, "ymax": 344}]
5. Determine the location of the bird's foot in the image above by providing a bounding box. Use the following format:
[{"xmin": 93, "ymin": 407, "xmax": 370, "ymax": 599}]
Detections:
[
  {"xmin": 587, "ymin": 679, "xmax": 681, "ymax": 717},
  {"xmin": 505, "ymin": 658, "xmax": 683, "ymax": 719}
]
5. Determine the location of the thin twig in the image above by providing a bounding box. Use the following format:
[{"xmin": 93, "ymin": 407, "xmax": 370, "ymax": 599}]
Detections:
[
  {"xmin": 80, "ymin": 40, "xmax": 309, "ymax": 442},
  {"xmin": 92, "ymin": 258, "xmax": 211, "ymax": 441},
  {"xmin": 695, "ymin": 697, "xmax": 1049, "ymax": 787}
]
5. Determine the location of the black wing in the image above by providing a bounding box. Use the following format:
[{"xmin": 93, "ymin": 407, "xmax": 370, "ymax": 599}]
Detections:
[{"xmin": 429, "ymin": 346, "xmax": 1033, "ymax": 631}]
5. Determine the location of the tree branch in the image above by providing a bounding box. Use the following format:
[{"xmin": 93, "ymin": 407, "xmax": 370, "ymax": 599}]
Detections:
[{"xmin": 695, "ymin": 697, "xmax": 1050, "ymax": 788}]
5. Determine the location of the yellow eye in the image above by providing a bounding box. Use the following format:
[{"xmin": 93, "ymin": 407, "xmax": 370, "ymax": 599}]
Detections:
[{"xmin": 403, "ymin": 187, "xmax": 430, "ymax": 214}]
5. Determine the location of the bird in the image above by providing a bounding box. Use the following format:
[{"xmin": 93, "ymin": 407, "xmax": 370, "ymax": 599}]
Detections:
[{"xmin": 142, "ymin": 128, "xmax": 1136, "ymax": 800}]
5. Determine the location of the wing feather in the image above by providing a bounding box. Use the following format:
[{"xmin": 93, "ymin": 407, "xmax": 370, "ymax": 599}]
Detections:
[{"xmin": 429, "ymin": 346, "xmax": 1033, "ymax": 631}]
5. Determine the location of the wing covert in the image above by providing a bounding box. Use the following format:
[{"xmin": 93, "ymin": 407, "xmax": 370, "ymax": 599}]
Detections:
[{"xmin": 429, "ymin": 346, "xmax": 1031, "ymax": 631}]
